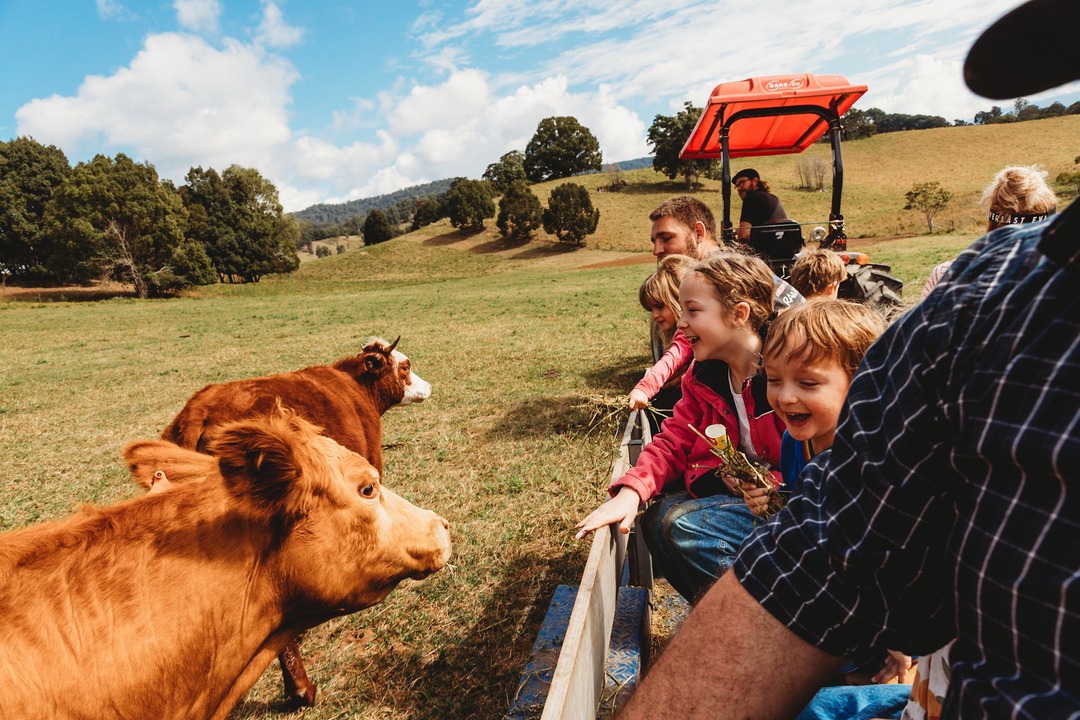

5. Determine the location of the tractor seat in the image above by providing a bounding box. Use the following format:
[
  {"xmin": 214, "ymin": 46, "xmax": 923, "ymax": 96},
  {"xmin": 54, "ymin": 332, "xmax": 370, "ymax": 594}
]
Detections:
[{"xmin": 749, "ymin": 220, "xmax": 804, "ymax": 261}]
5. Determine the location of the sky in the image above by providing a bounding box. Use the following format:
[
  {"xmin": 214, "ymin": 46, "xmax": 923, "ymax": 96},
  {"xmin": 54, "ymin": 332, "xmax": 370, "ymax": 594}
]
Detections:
[{"xmin": 1, "ymin": 1, "xmax": 1078, "ymax": 213}]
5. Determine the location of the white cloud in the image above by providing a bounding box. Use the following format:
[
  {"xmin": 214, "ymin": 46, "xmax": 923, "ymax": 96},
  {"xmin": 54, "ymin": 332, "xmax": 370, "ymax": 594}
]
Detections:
[
  {"xmin": 863, "ymin": 54, "xmax": 988, "ymax": 121},
  {"xmin": 174, "ymin": 0, "xmax": 221, "ymax": 34},
  {"xmin": 96, "ymin": 0, "xmax": 133, "ymax": 21},
  {"xmin": 14, "ymin": 0, "xmax": 1065, "ymax": 214},
  {"xmin": 15, "ymin": 32, "xmax": 297, "ymax": 184},
  {"xmin": 388, "ymin": 69, "xmax": 492, "ymax": 135},
  {"xmin": 255, "ymin": 1, "xmax": 304, "ymax": 48}
]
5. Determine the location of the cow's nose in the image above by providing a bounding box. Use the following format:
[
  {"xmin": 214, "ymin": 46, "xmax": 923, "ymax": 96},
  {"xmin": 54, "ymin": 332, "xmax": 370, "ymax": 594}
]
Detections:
[{"xmin": 437, "ymin": 516, "xmax": 449, "ymax": 531}]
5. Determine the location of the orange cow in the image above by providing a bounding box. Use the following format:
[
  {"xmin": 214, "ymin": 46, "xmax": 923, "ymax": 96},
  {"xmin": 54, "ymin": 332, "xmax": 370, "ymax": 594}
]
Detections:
[
  {"xmin": 160, "ymin": 336, "xmax": 432, "ymax": 704},
  {"xmin": 162, "ymin": 337, "xmax": 430, "ymax": 473},
  {"xmin": 0, "ymin": 411, "xmax": 450, "ymax": 720}
]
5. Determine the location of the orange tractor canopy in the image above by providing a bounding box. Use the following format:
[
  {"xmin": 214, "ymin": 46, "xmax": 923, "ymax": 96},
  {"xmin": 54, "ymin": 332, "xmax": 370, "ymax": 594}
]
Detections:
[{"xmin": 680, "ymin": 73, "xmax": 866, "ymax": 247}]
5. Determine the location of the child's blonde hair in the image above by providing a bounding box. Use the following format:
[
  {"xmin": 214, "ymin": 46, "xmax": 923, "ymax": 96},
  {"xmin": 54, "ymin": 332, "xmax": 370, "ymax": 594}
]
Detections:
[
  {"xmin": 763, "ymin": 299, "xmax": 886, "ymax": 379},
  {"xmin": 980, "ymin": 164, "xmax": 1057, "ymax": 227},
  {"xmin": 688, "ymin": 252, "xmax": 776, "ymax": 332},
  {"xmin": 640, "ymin": 254, "xmax": 695, "ymax": 315},
  {"xmin": 789, "ymin": 249, "xmax": 846, "ymax": 298}
]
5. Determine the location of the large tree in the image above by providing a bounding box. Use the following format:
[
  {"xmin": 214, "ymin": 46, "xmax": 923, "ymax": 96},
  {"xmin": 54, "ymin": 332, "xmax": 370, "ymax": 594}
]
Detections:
[
  {"xmin": 181, "ymin": 165, "xmax": 299, "ymax": 283},
  {"xmin": 647, "ymin": 102, "xmax": 717, "ymax": 189},
  {"xmin": 44, "ymin": 153, "xmax": 214, "ymax": 297},
  {"xmin": 0, "ymin": 137, "xmax": 71, "ymax": 280},
  {"xmin": 542, "ymin": 182, "xmax": 599, "ymax": 245},
  {"xmin": 523, "ymin": 116, "xmax": 602, "ymax": 183}
]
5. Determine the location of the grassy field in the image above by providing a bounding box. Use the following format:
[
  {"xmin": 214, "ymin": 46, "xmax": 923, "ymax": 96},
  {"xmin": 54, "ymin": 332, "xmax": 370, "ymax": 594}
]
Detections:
[{"xmin": 0, "ymin": 116, "xmax": 1061, "ymax": 718}]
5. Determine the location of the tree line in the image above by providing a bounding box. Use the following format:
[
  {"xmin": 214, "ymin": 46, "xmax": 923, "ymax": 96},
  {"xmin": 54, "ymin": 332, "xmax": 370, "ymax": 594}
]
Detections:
[
  {"xmin": 333, "ymin": 116, "xmax": 603, "ymax": 246},
  {"xmin": 841, "ymin": 98, "xmax": 1080, "ymax": 139},
  {"xmin": 294, "ymin": 114, "xmax": 604, "ymax": 248},
  {"xmin": 0, "ymin": 137, "xmax": 299, "ymax": 296}
]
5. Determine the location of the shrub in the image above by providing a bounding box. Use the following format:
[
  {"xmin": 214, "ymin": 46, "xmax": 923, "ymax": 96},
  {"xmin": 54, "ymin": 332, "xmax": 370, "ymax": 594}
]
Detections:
[
  {"xmin": 904, "ymin": 181, "xmax": 952, "ymax": 233},
  {"xmin": 316, "ymin": 245, "xmax": 332, "ymax": 258},
  {"xmin": 496, "ymin": 181, "xmax": 542, "ymax": 241},
  {"xmin": 362, "ymin": 209, "xmax": 397, "ymax": 245},
  {"xmin": 542, "ymin": 183, "xmax": 599, "ymax": 245},
  {"xmin": 443, "ymin": 179, "xmax": 495, "ymax": 231}
]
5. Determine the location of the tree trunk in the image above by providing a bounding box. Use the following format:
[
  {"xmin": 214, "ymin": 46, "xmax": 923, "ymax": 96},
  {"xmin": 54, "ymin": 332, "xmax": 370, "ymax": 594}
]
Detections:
[{"xmin": 106, "ymin": 219, "xmax": 148, "ymax": 298}]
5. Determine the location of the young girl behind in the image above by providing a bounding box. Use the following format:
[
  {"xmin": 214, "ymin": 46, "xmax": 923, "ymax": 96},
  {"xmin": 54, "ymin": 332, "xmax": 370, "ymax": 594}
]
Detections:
[
  {"xmin": 577, "ymin": 252, "xmax": 787, "ymax": 602},
  {"xmin": 628, "ymin": 255, "xmax": 695, "ymax": 427}
]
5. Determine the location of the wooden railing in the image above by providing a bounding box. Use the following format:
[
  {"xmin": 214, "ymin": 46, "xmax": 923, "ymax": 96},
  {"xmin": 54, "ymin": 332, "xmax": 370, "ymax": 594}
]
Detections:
[{"xmin": 506, "ymin": 410, "xmax": 653, "ymax": 720}]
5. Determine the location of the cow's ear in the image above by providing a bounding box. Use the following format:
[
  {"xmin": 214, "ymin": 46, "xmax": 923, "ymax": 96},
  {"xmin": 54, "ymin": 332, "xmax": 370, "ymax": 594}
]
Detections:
[
  {"xmin": 361, "ymin": 350, "xmax": 389, "ymax": 376},
  {"xmin": 122, "ymin": 439, "xmax": 216, "ymax": 490},
  {"xmin": 211, "ymin": 418, "xmax": 305, "ymax": 516}
]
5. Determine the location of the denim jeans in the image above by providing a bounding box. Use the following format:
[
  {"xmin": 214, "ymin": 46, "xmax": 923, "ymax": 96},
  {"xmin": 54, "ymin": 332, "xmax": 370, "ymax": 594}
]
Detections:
[{"xmin": 640, "ymin": 490, "xmax": 758, "ymax": 602}]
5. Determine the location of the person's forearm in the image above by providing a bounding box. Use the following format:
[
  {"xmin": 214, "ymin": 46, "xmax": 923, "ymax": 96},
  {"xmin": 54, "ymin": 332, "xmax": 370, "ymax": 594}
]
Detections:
[{"xmin": 618, "ymin": 572, "xmax": 843, "ymax": 719}]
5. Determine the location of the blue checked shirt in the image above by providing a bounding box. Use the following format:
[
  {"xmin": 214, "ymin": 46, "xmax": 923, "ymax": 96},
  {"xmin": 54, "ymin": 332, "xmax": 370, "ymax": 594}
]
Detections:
[{"xmin": 734, "ymin": 202, "xmax": 1080, "ymax": 718}]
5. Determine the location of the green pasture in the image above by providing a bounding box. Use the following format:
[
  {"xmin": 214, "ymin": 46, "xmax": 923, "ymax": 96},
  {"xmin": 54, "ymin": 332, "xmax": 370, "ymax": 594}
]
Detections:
[{"xmin": 4, "ymin": 114, "xmax": 1063, "ymax": 718}]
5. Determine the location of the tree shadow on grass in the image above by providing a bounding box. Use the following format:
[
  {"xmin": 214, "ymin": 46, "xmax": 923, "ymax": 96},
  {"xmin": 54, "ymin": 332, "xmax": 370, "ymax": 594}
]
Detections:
[
  {"xmin": 507, "ymin": 242, "xmax": 582, "ymax": 260},
  {"xmin": 470, "ymin": 236, "xmax": 532, "ymax": 254},
  {"xmin": 421, "ymin": 228, "xmax": 485, "ymax": 247},
  {"xmin": 618, "ymin": 181, "xmax": 722, "ymax": 197}
]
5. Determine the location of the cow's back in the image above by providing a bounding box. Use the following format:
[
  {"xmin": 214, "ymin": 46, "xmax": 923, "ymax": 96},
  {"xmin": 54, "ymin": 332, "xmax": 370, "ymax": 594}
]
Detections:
[{"xmin": 164, "ymin": 366, "xmax": 384, "ymax": 469}]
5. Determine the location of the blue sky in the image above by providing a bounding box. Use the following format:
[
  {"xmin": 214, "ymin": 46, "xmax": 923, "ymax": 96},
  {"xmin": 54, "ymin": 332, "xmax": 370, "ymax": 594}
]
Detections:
[{"xmin": 1, "ymin": 0, "xmax": 1077, "ymax": 212}]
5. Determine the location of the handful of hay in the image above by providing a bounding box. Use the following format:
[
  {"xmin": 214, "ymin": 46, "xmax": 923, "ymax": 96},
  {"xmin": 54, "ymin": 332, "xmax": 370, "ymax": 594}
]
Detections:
[{"xmin": 688, "ymin": 423, "xmax": 786, "ymax": 517}]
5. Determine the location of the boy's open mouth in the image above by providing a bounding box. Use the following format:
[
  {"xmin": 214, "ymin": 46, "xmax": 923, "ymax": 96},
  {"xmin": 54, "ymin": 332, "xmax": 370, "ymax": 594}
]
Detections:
[{"xmin": 785, "ymin": 412, "xmax": 811, "ymax": 426}]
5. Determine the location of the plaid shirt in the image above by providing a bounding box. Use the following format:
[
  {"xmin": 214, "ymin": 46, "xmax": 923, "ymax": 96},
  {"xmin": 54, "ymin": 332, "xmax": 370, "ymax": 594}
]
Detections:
[{"xmin": 734, "ymin": 201, "xmax": 1080, "ymax": 718}]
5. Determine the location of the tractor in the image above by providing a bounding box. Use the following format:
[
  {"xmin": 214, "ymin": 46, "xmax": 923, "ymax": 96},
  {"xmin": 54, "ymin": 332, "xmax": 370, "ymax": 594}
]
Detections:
[{"xmin": 679, "ymin": 73, "xmax": 904, "ymax": 313}]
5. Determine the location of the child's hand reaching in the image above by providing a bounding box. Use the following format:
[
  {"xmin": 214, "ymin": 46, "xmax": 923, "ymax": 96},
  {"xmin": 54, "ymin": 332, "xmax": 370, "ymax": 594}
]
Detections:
[
  {"xmin": 575, "ymin": 486, "xmax": 642, "ymax": 540},
  {"xmin": 627, "ymin": 389, "xmax": 649, "ymax": 411}
]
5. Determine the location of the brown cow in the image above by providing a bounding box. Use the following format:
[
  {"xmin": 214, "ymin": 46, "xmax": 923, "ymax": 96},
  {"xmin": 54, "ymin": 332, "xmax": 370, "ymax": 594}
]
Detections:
[
  {"xmin": 163, "ymin": 337, "xmax": 430, "ymax": 474},
  {"xmin": 159, "ymin": 336, "xmax": 431, "ymax": 704},
  {"xmin": 0, "ymin": 411, "xmax": 450, "ymax": 720}
]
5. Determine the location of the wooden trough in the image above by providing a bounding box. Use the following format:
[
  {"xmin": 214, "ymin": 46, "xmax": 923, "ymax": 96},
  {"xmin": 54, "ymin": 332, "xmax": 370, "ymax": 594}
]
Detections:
[{"xmin": 505, "ymin": 410, "xmax": 654, "ymax": 720}]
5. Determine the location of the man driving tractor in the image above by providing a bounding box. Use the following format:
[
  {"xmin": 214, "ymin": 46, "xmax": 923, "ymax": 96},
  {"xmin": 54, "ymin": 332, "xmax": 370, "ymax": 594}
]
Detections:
[{"xmin": 733, "ymin": 168, "xmax": 789, "ymax": 241}]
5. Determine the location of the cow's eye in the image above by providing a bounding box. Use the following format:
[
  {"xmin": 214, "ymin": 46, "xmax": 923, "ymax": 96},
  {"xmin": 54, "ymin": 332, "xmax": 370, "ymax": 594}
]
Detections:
[{"xmin": 359, "ymin": 483, "xmax": 377, "ymax": 498}]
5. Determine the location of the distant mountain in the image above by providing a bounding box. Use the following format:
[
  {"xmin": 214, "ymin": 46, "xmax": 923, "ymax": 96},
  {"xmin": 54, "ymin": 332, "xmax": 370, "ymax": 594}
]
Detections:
[
  {"xmin": 605, "ymin": 156, "xmax": 652, "ymax": 171},
  {"xmin": 290, "ymin": 157, "xmax": 654, "ymax": 224},
  {"xmin": 291, "ymin": 178, "xmax": 455, "ymax": 224}
]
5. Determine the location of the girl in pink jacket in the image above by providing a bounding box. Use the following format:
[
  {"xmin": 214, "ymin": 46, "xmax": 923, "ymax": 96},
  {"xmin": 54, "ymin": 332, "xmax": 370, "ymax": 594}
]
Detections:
[
  {"xmin": 578, "ymin": 252, "xmax": 786, "ymax": 602},
  {"xmin": 628, "ymin": 255, "xmax": 695, "ymax": 432}
]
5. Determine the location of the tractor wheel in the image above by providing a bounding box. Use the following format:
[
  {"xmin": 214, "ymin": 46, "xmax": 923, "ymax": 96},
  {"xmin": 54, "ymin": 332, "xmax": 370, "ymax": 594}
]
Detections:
[{"xmin": 840, "ymin": 263, "xmax": 906, "ymax": 319}]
